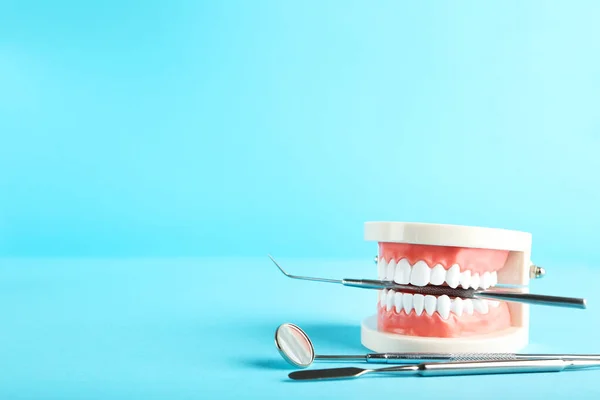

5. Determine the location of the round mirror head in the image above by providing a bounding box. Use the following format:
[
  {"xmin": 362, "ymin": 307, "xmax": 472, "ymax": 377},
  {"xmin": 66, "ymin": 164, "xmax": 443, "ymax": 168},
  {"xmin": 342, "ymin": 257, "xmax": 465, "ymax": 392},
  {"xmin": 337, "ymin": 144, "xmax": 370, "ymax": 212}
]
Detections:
[{"xmin": 274, "ymin": 323, "xmax": 315, "ymax": 368}]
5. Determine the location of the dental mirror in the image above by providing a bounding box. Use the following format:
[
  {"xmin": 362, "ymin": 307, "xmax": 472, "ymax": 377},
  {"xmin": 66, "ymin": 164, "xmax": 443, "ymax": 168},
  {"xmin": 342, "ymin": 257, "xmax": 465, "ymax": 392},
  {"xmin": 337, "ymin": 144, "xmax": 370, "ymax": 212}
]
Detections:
[
  {"xmin": 274, "ymin": 323, "xmax": 600, "ymax": 368},
  {"xmin": 275, "ymin": 323, "xmax": 315, "ymax": 368}
]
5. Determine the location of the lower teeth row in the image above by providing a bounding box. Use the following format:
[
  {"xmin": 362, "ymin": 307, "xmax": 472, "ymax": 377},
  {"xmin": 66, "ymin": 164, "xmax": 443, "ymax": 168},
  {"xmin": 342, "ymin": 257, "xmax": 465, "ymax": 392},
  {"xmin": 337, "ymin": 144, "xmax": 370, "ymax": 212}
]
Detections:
[{"xmin": 379, "ymin": 289, "xmax": 500, "ymax": 319}]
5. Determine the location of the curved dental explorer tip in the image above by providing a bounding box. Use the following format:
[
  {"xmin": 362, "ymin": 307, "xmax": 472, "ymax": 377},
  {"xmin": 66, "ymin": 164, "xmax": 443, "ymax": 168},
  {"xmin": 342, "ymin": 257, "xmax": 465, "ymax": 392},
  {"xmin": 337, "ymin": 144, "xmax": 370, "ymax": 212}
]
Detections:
[
  {"xmin": 268, "ymin": 255, "xmax": 397, "ymax": 289},
  {"xmin": 267, "ymin": 254, "xmax": 293, "ymax": 278},
  {"xmin": 268, "ymin": 255, "xmax": 343, "ymax": 284}
]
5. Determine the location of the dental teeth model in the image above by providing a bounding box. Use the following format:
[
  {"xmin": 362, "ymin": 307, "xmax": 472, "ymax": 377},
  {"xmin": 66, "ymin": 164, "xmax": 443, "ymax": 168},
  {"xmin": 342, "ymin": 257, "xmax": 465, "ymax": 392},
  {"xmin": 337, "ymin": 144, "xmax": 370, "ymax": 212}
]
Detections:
[
  {"xmin": 362, "ymin": 221, "xmax": 539, "ymax": 353},
  {"xmin": 271, "ymin": 221, "xmax": 586, "ymax": 355}
]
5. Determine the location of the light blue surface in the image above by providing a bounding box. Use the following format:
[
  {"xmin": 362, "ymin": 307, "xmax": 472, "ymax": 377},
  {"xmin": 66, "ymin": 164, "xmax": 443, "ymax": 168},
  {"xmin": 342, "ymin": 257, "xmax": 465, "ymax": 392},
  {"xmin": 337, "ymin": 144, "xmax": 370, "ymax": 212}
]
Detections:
[
  {"xmin": 0, "ymin": 257, "xmax": 599, "ymax": 399},
  {"xmin": 1, "ymin": 1, "xmax": 600, "ymax": 263},
  {"xmin": 2, "ymin": 2, "xmax": 600, "ymax": 398}
]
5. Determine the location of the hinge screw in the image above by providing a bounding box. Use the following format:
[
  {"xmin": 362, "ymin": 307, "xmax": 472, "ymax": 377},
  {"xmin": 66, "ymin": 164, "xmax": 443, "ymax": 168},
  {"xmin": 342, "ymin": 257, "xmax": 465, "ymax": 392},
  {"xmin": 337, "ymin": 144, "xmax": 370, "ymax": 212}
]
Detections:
[{"xmin": 530, "ymin": 265, "xmax": 546, "ymax": 279}]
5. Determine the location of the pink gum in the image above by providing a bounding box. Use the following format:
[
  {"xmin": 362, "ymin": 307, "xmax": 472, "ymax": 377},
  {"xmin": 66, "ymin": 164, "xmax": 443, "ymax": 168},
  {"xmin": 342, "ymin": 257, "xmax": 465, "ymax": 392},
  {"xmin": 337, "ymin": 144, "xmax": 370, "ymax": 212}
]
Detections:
[
  {"xmin": 379, "ymin": 242, "xmax": 509, "ymax": 274},
  {"xmin": 378, "ymin": 302, "xmax": 511, "ymax": 338}
]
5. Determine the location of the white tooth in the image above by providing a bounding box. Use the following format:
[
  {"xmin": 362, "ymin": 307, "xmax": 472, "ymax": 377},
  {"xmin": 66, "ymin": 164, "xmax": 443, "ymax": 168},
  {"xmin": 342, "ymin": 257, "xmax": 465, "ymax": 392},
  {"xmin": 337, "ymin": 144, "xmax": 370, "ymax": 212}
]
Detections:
[
  {"xmin": 430, "ymin": 264, "xmax": 446, "ymax": 285},
  {"xmin": 446, "ymin": 264, "xmax": 460, "ymax": 288},
  {"xmin": 378, "ymin": 258, "xmax": 387, "ymax": 280},
  {"xmin": 460, "ymin": 270, "xmax": 471, "ymax": 289},
  {"xmin": 409, "ymin": 261, "xmax": 431, "ymax": 287},
  {"xmin": 470, "ymin": 273, "xmax": 480, "ymax": 289},
  {"xmin": 424, "ymin": 295, "xmax": 437, "ymax": 316},
  {"xmin": 473, "ymin": 299, "xmax": 489, "ymax": 314},
  {"xmin": 379, "ymin": 289, "xmax": 388, "ymax": 306},
  {"xmin": 386, "ymin": 259, "xmax": 397, "ymax": 280},
  {"xmin": 481, "ymin": 272, "xmax": 492, "ymax": 289},
  {"xmin": 402, "ymin": 293, "xmax": 413, "ymax": 314},
  {"xmin": 491, "ymin": 271, "xmax": 498, "ymax": 286},
  {"xmin": 437, "ymin": 295, "xmax": 451, "ymax": 320},
  {"xmin": 488, "ymin": 300, "xmax": 500, "ymax": 308},
  {"xmin": 394, "ymin": 291, "xmax": 403, "ymax": 313},
  {"xmin": 394, "ymin": 258, "xmax": 412, "ymax": 284},
  {"xmin": 463, "ymin": 299, "xmax": 474, "ymax": 315},
  {"xmin": 413, "ymin": 294, "xmax": 425, "ymax": 316},
  {"xmin": 452, "ymin": 297, "xmax": 464, "ymax": 317},
  {"xmin": 386, "ymin": 290, "xmax": 395, "ymax": 311}
]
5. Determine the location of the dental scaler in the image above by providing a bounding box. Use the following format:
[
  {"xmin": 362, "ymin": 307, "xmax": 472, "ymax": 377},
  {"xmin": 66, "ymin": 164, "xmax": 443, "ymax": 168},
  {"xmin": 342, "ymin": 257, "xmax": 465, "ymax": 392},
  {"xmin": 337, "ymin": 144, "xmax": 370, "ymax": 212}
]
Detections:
[{"xmin": 269, "ymin": 256, "xmax": 585, "ymax": 309}]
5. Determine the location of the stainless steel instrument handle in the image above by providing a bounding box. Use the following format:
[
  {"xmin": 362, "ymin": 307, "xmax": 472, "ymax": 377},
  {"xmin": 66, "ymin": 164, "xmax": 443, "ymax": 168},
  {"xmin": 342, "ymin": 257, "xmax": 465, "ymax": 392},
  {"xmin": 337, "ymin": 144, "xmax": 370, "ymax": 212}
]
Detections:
[
  {"xmin": 475, "ymin": 291, "xmax": 587, "ymax": 309},
  {"xmin": 366, "ymin": 353, "xmax": 518, "ymax": 363},
  {"xmin": 375, "ymin": 359, "xmax": 568, "ymax": 376},
  {"xmin": 317, "ymin": 353, "xmax": 600, "ymax": 364},
  {"xmin": 341, "ymin": 279, "xmax": 587, "ymax": 310}
]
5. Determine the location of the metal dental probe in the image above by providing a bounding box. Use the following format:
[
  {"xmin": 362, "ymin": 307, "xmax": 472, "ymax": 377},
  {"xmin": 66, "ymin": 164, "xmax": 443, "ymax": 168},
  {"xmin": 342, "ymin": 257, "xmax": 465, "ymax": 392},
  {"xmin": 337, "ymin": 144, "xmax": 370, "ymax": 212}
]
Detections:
[
  {"xmin": 275, "ymin": 323, "xmax": 600, "ymax": 368},
  {"xmin": 287, "ymin": 359, "xmax": 600, "ymax": 381},
  {"xmin": 268, "ymin": 255, "xmax": 587, "ymax": 309}
]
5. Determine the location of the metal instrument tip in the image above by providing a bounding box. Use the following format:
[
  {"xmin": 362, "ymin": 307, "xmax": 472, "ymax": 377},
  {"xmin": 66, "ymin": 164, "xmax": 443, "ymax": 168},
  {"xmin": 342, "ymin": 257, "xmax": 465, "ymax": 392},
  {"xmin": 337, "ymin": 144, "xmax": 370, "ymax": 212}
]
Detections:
[{"xmin": 267, "ymin": 254, "xmax": 291, "ymax": 277}]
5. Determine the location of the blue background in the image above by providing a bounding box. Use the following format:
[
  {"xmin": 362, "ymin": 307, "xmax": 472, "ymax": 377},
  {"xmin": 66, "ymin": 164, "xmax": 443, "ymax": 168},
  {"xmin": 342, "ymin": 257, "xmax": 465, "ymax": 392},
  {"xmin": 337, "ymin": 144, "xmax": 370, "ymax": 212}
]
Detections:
[
  {"xmin": 1, "ymin": 1, "xmax": 600, "ymax": 399},
  {"xmin": 1, "ymin": 1, "xmax": 599, "ymax": 264}
]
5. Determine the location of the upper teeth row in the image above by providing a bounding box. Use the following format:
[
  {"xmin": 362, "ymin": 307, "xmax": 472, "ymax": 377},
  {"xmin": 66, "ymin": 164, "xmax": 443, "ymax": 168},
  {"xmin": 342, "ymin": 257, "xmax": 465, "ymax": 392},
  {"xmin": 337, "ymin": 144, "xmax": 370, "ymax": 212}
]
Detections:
[{"xmin": 378, "ymin": 258, "xmax": 498, "ymax": 290}]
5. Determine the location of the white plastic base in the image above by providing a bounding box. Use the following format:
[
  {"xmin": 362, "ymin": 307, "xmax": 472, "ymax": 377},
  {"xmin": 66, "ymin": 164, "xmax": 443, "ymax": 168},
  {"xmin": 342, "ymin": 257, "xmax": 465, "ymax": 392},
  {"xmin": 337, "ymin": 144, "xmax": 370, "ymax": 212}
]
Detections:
[
  {"xmin": 361, "ymin": 315, "xmax": 528, "ymax": 353},
  {"xmin": 364, "ymin": 221, "xmax": 531, "ymax": 251}
]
